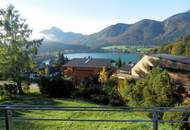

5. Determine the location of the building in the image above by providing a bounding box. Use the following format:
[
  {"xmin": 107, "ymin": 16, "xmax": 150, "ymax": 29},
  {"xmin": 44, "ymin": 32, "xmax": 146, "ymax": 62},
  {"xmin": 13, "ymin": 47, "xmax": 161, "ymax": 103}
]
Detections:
[
  {"xmin": 112, "ymin": 64, "xmax": 138, "ymax": 80},
  {"xmin": 131, "ymin": 53, "xmax": 190, "ymax": 91},
  {"xmin": 63, "ymin": 57, "xmax": 115, "ymax": 84}
]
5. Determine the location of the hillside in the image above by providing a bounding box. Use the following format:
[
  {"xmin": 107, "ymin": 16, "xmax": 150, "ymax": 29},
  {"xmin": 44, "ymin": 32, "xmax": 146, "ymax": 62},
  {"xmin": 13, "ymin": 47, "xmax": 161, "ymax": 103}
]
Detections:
[
  {"xmin": 37, "ymin": 27, "xmax": 89, "ymax": 52},
  {"xmin": 38, "ymin": 10, "xmax": 190, "ymax": 52},
  {"xmin": 157, "ymin": 35, "xmax": 190, "ymax": 56},
  {"xmin": 0, "ymin": 95, "xmax": 174, "ymax": 130},
  {"xmin": 82, "ymin": 10, "xmax": 190, "ymax": 48}
]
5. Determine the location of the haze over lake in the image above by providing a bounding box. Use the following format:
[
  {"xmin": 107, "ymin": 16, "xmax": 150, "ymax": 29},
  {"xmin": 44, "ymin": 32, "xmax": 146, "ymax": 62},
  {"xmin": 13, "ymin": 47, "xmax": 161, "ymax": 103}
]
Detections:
[{"xmin": 65, "ymin": 52, "xmax": 141, "ymax": 63}]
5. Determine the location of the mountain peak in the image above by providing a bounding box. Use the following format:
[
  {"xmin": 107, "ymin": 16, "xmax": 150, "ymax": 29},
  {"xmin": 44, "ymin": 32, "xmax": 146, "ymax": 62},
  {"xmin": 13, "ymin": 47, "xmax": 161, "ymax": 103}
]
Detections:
[
  {"xmin": 40, "ymin": 26, "xmax": 84, "ymax": 42},
  {"xmin": 49, "ymin": 26, "xmax": 64, "ymax": 33},
  {"xmin": 187, "ymin": 10, "xmax": 190, "ymax": 13}
]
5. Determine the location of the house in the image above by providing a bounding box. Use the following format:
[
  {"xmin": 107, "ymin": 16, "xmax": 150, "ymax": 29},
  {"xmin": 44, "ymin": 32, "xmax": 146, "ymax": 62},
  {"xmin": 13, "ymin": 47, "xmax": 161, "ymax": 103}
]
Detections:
[
  {"xmin": 131, "ymin": 53, "xmax": 190, "ymax": 91},
  {"xmin": 63, "ymin": 57, "xmax": 115, "ymax": 84},
  {"xmin": 112, "ymin": 64, "xmax": 138, "ymax": 80}
]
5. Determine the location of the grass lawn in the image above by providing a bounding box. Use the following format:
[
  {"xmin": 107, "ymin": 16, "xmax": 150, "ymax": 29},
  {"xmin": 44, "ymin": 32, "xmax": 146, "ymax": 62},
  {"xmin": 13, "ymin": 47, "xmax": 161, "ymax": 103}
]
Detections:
[
  {"xmin": 0, "ymin": 88, "xmax": 176, "ymax": 130},
  {"xmin": 101, "ymin": 45, "xmax": 154, "ymax": 53}
]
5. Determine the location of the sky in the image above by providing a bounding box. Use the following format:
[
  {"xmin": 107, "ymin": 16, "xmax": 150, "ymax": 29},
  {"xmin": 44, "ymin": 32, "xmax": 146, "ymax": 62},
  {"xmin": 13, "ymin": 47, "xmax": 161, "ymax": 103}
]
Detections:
[{"xmin": 0, "ymin": 0, "xmax": 190, "ymax": 35}]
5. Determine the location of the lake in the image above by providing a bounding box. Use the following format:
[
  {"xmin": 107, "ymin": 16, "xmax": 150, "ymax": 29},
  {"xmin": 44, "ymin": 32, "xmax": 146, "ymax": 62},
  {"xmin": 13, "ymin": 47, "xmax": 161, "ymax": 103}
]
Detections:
[{"xmin": 65, "ymin": 52, "xmax": 141, "ymax": 63}]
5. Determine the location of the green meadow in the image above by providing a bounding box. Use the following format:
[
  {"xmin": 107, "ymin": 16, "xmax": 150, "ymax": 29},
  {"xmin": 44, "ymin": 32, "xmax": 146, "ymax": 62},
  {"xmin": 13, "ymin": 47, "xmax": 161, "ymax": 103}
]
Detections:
[{"xmin": 0, "ymin": 88, "xmax": 176, "ymax": 130}]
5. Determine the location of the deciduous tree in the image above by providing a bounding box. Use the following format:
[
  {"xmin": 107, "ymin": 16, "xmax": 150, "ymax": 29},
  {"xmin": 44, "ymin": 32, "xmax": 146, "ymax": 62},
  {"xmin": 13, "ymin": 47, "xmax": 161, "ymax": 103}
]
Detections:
[
  {"xmin": 0, "ymin": 5, "xmax": 42, "ymax": 94},
  {"xmin": 98, "ymin": 67, "xmax": 108, "ymax": 86}
]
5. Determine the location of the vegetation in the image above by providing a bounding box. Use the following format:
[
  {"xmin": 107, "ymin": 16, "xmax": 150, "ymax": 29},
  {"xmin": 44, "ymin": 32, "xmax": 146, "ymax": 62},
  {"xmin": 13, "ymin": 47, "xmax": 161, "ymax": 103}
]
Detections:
[
  {"xmin": 124, "ymin": 67, "xmax": 182, "ymax": 107},
  {"xmin": 39, "ymin": 76, "xmax": 74, "ymax": 98},
  {"xmin": 0, "ymin": 5, "xmax": 42, "ymax": 94},
  {"xmin": 0, "ymin": 94, "xmax": 154, "ymax": 130},
  {"xmin": 0, "ymin": 4, "xmax": 189, "ymax": 130},
  {"xmin": 103, "ymin": 78, "xmax": 124, "ymax": 106},
  {"xmin": 102, "ymin": 45, "xmax": 129, "ymax": 52},
  {"xmin": 0, "ymin": 82, "xmax": 186, "ymax": 130},
  {"xmin": 157, "ymin": 35, "xmax": 190, "ymax": 56},
  {"xmin": 71, "ymin": 77, "xmax": 123, "ymax": 106},
  {"xmin": 98, "ymin": 67, "xmax": 108, "ymax": 86},
  {"xmin": 102, "ymin": 45, "xmax": 153, "ymax": 53},
  {"xmin": 0, "ymin": 83, "xmax": 17, "ymax": 99},
  {"xmin": 55, "ymin": 52, "xmax": 68, "ymax": 74},
  {"xmin": 163, "ymin": 104, "xmax": 190, "ymax": 130}
]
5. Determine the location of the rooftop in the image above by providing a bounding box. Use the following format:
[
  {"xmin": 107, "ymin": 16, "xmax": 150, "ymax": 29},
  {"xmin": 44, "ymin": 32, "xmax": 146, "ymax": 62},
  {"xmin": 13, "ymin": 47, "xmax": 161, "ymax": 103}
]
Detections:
[
  {"xmin": 119, "ymin": 64, "xmax": 133, "ymax": 72},
  {"xmin": 151, "ymin": 54, "xmax": 190, "ymax": 65},
  {"xmin": 63, "ymin": 58, "xmax": 112, "ymax": 68}
]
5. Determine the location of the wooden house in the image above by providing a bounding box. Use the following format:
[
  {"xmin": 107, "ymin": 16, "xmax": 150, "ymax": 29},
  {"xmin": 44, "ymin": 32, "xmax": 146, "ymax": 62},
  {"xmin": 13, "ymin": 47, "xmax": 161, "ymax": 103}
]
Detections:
[{"xmin": 63, "ymin": 58, "xmax": 114, "ymax": 84}]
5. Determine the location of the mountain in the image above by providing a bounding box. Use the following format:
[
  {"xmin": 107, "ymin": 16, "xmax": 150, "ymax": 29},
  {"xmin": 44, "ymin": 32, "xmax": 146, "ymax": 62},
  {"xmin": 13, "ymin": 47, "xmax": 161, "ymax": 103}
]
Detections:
[
  {"xmin": 37, "ymin": 27, "xmax": 90, "ymax": 52},
  {"xmin": 82, "ymin": 10, "xmax": 190, "ymax": 48},
  {"xmin": 38, "ymin": 10, "xmax": 190, "ymax": 52},
  {"xmin": 81, "ymin": 23, "xmax": 130, "ymax": 48},
  {"xmin": 39, "ymin": 27, "xmax": 85, "ymax": 44}
]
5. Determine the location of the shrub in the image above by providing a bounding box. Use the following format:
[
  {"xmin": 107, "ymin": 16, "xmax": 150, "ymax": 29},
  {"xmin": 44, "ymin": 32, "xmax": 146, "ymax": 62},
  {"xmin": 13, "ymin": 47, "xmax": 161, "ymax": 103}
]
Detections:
[
  {"xmin": 90, "ymin": 94, "xmax": 109, "ymax": 105},
  {"xmin": 104, "ymin": 78, "xmax": 125, "ymax": 106},
  {"xmin": 39, "ymin": 77, "xmax": 74, "ymax": 98},
  {"xmin": 143, "ymin": 67, "xmax": 178, "ymax": 107},
  {"xmin": 72, "ymin": 86, "xmax": 105, "ymax": 98},
  {"xmin": 71, "ymin": 78, "xmax": 124, "ymax": 106},
  {"xmin": 124, "ymin": 79, "xmax": 144, "ymax": 106},
  {"xmin": 22, "ymin": 82, "xmax": 30, "ymax": 94},
  {"xmin": 123, "ymin": 67, "xmax": 182, "ymax": 107},
  {"xmin": 0, "ymin": 84, "xmax": 17, "ymax": 98},
  {"xmin": 163, "ymin": 105, "xmax": 190, "ymax": 130}
]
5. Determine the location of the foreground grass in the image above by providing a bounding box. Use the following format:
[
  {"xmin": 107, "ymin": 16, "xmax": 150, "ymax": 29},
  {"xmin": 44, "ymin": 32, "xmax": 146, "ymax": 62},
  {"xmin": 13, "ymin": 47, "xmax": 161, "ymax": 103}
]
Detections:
[{"xmin": 0, "ymin": 87, "xmax": 177, "ymax": 130}]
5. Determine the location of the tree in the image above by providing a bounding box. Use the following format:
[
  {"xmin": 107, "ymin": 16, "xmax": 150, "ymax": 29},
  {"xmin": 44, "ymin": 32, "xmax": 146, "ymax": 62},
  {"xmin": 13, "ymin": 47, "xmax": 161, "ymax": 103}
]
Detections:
[
  {"xmin": 143, "ymin": 67, "xmax": 176, "ymax": 107},
  {"xmin": 0, "ymin": 5, "xmax": 42, "ymax": 94},
  {"xmin": 158, "ymin": 35, "xmax": 190, "ymax": 56},
  {"xmin": 55, "ymin": 52, "xmax": 68, "ymax": 75},
  {"xmin": 124, "ymin": 67, "xmax": 182, "ymax": 107},
  {"xmin": 98, "ymin": 67, "xmax": 108, "ymax": 86},
  {"xmin": 116, "ymin": 57, "xmax": 122, "ymax": 68},
  {"xmin": 57, "ymin": 52, "xmax": 67, "ymax": 65}
]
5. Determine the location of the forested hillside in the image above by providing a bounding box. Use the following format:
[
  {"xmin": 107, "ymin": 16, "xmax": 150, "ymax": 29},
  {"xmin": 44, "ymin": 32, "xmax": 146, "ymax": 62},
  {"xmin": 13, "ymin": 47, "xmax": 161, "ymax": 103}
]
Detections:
[{"xmin": 158, "ymin": 35, "xmax": 190, "ymax": 56}]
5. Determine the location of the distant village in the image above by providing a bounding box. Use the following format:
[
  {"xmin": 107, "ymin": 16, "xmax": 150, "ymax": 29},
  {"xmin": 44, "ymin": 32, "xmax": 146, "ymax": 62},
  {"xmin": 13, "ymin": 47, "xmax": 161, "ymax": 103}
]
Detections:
[{"xmin": 36, "ymin": 53, "xmax": 190, "ymax": 97}]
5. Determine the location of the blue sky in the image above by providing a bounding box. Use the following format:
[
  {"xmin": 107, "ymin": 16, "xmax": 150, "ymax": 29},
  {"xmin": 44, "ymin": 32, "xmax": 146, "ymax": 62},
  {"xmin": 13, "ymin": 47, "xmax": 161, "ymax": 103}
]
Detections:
[{"xmin": 1, "ymin": 0, "xmax": 190, "ymax": 34}]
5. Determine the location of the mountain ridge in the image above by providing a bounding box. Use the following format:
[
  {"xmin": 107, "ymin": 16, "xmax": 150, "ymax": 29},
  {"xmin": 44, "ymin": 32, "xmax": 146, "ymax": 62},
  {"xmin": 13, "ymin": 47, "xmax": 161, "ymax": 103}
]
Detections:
[{"xmin": 39, "ymin": 10, "xmax": 190, "ymax": 51}]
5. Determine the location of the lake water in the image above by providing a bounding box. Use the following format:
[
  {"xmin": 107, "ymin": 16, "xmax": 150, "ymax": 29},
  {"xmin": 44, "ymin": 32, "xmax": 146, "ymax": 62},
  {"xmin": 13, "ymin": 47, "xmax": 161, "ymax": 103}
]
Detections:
[{"xmin": 65, "ymin": 52, "xmax": 141, "ymax": 63}]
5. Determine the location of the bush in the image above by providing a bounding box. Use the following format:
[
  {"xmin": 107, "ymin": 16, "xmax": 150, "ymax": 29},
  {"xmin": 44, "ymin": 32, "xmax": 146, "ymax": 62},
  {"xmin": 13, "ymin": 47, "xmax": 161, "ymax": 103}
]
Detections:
[
  {"xmin": 123, "ymin": 67, "xmax": 182, "ymax": 107},
  {"xmin": 39, "ymin": 77, "xmax": 74, "ymax": 98},
  {"xmin": 71, "ymin": 78, "xmax": 124, "ymax": 106},
  {"xmin": 104, "ymin": 78, "xmax": 125, "ymax": 106},
  {"xmin": 163, "ymin": 105, "xmax": 190, "ymax": 130},
  {"xmin": 72, "ymin": 86, "xmax": 105, "ymax": 98},
  {"xmin": 0, "ymin": 84, "xmax": 17, "ymax": 98},
  {"xmin": 90, "ymin": 94, "xmax": 109, "ymax": 105}
]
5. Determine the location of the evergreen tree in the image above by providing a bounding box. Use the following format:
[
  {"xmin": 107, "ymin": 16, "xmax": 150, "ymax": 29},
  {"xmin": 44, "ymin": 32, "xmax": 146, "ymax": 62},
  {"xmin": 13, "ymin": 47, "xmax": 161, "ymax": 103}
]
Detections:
[
  {"xmin": 117, "ymin": 57, "xmax": 122, "ymax": 68},
  {"xmin": 124, "ymin": 67, "xmax": 181, "ymax": 107}
]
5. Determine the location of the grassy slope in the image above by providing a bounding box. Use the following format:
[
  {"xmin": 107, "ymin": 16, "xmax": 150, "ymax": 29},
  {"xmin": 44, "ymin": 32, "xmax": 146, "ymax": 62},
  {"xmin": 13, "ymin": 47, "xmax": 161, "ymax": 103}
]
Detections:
[
  {"xmin": 0, "ymin": 88, "xmax": 175, "ymax": 130},
  {"xmin": 101, "ymin": 45, "xmax": 153, "ymax": 53}
]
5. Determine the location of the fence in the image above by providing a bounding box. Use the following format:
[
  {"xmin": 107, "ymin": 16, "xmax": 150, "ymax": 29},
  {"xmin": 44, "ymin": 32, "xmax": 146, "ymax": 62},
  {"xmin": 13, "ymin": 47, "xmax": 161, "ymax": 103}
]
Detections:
[{"xmin": 0, "ymin": 105, "xmax": 190, "ymax": 130}]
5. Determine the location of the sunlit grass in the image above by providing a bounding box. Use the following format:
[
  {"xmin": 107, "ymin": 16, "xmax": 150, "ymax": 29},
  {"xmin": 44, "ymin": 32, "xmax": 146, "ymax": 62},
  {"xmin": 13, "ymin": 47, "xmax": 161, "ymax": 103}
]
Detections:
[
  {"xmin": 0, "ymin": 95, "xmax": 153, "ymax": 130},
  {"xmin": 0, "ymin": 89, "xmax": 177, "ymax": 130}
]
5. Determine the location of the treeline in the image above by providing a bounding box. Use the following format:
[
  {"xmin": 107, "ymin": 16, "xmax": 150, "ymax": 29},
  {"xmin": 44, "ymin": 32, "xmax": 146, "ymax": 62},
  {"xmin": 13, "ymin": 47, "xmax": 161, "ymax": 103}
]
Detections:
[{"xmin": 156, "ymin": 35, "xmax": 190, "ymax": 56}]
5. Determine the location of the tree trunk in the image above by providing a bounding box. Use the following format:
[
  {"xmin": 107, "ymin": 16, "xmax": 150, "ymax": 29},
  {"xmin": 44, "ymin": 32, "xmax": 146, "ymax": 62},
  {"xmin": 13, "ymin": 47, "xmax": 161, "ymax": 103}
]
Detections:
[{"xmin": 17, "ymin": 81, "xmax": 24, "ymax": 95}]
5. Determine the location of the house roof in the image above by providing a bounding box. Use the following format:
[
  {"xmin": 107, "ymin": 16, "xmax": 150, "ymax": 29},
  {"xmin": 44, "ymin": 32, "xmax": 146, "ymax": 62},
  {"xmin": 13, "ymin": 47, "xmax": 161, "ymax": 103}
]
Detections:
[
  {"xmin": 119, "ymin": 65, "xmax": 133, "ymax": 72},
  {"xmin": 63, "ymin": 58, "xmax": 112, "ymax": 68},
  {"xmin": 151, "ymin": 54, "xmax": 190, "ymax": 65}
]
